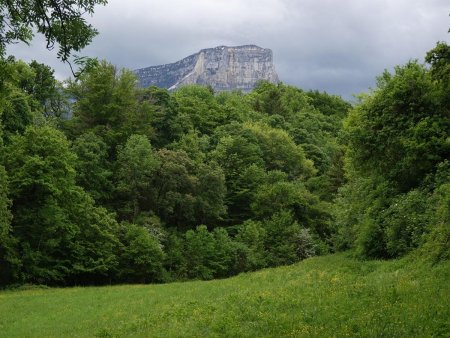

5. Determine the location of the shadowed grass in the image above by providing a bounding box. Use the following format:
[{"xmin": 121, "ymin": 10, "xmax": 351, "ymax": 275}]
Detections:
[{"xmin": 1, "ymin": 253, "xmax": 449, "ymax": 337}]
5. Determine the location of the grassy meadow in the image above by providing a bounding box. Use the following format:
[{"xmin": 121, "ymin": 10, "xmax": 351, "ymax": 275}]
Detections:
[{"xmin": 0, "ymin": 253, "xmax": 449, "ymax": 337}]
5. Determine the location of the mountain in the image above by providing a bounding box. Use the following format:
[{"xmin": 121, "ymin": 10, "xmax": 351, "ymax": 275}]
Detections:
[{"xmin": 134, "ymin": 45, "xmax": 279, "ymax": 92}]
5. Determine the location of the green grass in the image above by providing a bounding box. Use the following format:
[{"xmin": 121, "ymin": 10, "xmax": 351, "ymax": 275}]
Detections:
[{"xmin": 1, "ymin": 254, "xmax": 449, "ymax": 337}]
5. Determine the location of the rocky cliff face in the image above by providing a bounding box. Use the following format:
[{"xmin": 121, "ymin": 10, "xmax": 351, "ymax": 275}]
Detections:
[{"xmin": 135, "ymin": 45, "xmax": 279, "ymax": 92}]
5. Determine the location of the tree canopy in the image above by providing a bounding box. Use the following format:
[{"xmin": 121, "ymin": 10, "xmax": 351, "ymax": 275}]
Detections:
[{"xmin": 0, "ymin": 27, "xmax": 448, "ymax": 286}]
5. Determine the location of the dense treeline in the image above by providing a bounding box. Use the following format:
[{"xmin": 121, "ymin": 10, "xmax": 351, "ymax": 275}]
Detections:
[
  {"xmin": 0, "ymin": 57, "xmax": 349, "ymax": 285},
  {"xmin": 334, "ymin": 43, "xmax": 450, "ymax": 261},
  {"xmin": 0, "ymin": 42, "xmax": 449, "ymax": 286}
]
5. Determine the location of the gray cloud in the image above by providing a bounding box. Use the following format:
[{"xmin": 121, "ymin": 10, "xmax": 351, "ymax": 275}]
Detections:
[{"xmin": 7, "ymin": 0, "xmax": 449, "ymax": 100}]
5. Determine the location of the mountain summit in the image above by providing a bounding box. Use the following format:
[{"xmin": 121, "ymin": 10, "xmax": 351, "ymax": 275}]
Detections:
[{"xmin": 134, "ymin": 45, "xmax": 279, "ymax": 92}]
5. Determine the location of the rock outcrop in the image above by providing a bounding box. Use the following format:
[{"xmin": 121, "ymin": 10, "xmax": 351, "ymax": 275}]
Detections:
[{"xmin": 134, "ymin": 45, "xmax": 279, "ymax": 92}]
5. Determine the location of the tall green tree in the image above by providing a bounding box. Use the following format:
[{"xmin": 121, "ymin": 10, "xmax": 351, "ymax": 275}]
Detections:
[
  {"xmin": 0, "ymin": 59, "xmax": 37, "ymax": 142},
  {"xmin": 149, "ymin": 149, "xmax": 226, "ymax": 228},
  {"xmin": 4, "ymin": 125, "xmax": 118, "ymax": 284},
  {"xmin": 0, "ymin": 164, "xmax": 17, "ymax": 284},
  {"xmin": 344, "ymin": 61, "xmax": 449, "ymax": 192},
  {"xmin": 72, "ymin": 132, "xmax": 113, "ymax": 204},
  {"xmin": 336, "ymin": 47, "xmax": 450, "ymax": 259},
  {"xmin": 66, "ymin": 61, "xmax": 155, "ymax": 151},
  {"xmin": 116, "ymin": 134, "xmax": 159, "ymax": 221},
  {"xmin": 244, "ymin": 122, "xmax": 315, "ymax": 179}
]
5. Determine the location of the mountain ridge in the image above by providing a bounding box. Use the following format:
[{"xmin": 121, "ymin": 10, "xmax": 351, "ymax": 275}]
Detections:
[{"xmin": 134, "ymin": 45, "xmax": 279, "ymax": 92}]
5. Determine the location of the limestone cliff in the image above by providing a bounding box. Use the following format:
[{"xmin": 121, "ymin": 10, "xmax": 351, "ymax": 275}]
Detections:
[{"xmin": 134, "ymin": 45, "xmax": 279, "ymax": 92}]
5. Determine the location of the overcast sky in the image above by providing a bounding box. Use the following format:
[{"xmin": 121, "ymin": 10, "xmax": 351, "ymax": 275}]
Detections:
[{"xmin": 7, "ymin": 0, "xmax": 449, "ymax": 100}]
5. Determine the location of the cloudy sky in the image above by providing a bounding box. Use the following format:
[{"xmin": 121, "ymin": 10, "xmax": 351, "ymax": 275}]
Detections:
[{"xmin": 7, "ymin": 0, "xmax": 449, "ymax": 100}]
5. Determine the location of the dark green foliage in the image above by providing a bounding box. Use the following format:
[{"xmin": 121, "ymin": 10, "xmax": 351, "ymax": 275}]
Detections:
[
  {"xmin": 383, "ymin": 190, "xmax": 429, "ymax": 257},
  {"xmin": 235, "ymin": 220, "xmax": 267, "ymax": 270},
  {"xmin": 335, "ymin": 43, "xmax": 450, "ymax": 260},
  {"xmin": 149, "ymin": 149, "xmax": 226, "ymax": 228},
  {"xmin": 251, "ymin": 81, "xmax": 285, "ymax": 116},
  {"xmin": 232, "ymin": 211, "xmax": 316, "ymax": 272},
  {"xmin": 344, "ymin": 61, "xmax": 448, "ymax": 191},
  {"xmin": 5, "ymin": 125, "xmax": 77, "ymax": 202},
  {"xmin": 334, "ymin": 177, "xmax": 395, "ymax": 258},
  {"xmin": 184, "ymin": 225, "xmax": 218, "ymax": 280},
  {"xmin": 66, "ymin": 61, "xmax": 153, "ymax": 152},
  {"xmin": 306, "ymin": 89, "xmax": 352, "ymax": 120},
  {"xmin": 419, "ymin": 163, "xmax": 450, "ymax": 262},
  {"xmin": 138, "ymin": 86, "xmax": 179, "ymax": 148},
  {"xmin": 4, "ymin": 126, "xmax": 118, "ymax": 284},
  {"xmin": 0, "ymin": 60, "xmax": 36, "ymax": 142},
  {"xmin": 116, "ymin": 223, "xmax": 165, "ymax": 283},
  {"xmin": 22, "ymin": 61, "xmax": 68, "ymax": 118},
  {"xmin": 183, "ymin": 225, "xmax": 236, "ymax": 280},
  {"xmin": 62, "ymin": 188, "xmax": 119, "ymax": 285},
  {"xmin": 210, "ymin": 126, "xmax": 265, "ymax": 223},
  {"xmin": 163, "ymin": 231, "xmax": 188, "ymax": 280},
  {"xmin": 1, "ymin": 87, "xmax": 34, "ymax": 139},
  {"xmin": 425, "ymin": 41, "xmax": 450, "ymax": 105},
  {"xmin": 209, "ymin": 227, "xmax": 236, "ymax": 278},
  {"xmin": 262, "ymin": 210, "xmax": 314, "ymax": 267},
  {"xmin": 115, "ymin": 134, "xmax": 159, "ymax": 221},
  {"xmin": 172, "ymin": 85, "xmax": 225, "ymax": 135},
  {"xmin": 72, "ymin": 132, "xmax": 113, "ymax": 203},
  {"xmin": 0, "ymin": 164, "xmax": 17, "ymax": 284},
  {"xmin": 0, "ymin": 0, "xmax": 351, "ymax": 287}
]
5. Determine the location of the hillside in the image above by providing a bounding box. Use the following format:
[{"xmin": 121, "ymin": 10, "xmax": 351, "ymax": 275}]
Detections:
[{"xmin": 1, "ymin": 254, "xmax": 449, "ymax": 337}]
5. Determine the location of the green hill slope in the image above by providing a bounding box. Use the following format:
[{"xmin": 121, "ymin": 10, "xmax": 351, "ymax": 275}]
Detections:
[{"xmin": 1, "ymin": 254, "xmax": 449, "ymax": 337}]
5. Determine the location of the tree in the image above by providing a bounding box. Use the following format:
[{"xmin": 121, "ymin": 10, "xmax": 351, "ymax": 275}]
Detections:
[
  {"xmin": 0, "ymin": 0, "xmax": 107, "ymax": 67},
  {"xmin": 211, "ymin": 125, "xmax": 265, "ymax": 223},
  {"xmin": 184, "ymin": 225, "xmax": 216, "ymax": 279},
  {"xmin": 66, "ymin": 61, "xmax": 154, "ymax": 152},
  {"xmin": 116, "ymin": 222, "xmax": 165, "ymax": 283},
  {"xmin": 150, "ymin": 149, "xmax": 226, "ymax": 228},
  {"xmin": 72, "ymin": 132, "xmax": 113, "ymax": 204},
  {"xmin": 252, "ymin": 177, "xmax": 331, "ymax": 240},
  {"xmin": 344, "ymin": 61, "xmax": 448, "ymax": 192},
  {"xmin": 63, "ymin": 187, "xmax": 119, "ymax": 285},
  {"xmin": 4, "ymin": 125, "xmax": 119, "ymax": 284},
  {"xmin": 262, "ymin": 210, "xmax": 313, "ymax": 267},
  {"xmin": 235, "ymin": 220, "xmax": 267, "ymax": 270},
  {"xmin": 425, "ymin": 42, "xmax": 450, "ymax": 89},
  {"xmin": 244, "ymin": 122, "xmax": 315, "ymax": 179},
  {"xmin": 138, "ymin": 86, "xmax": 180, "ymax": 148},
  {"xmin": 171, "ymin": 85, "xmax": 223, "ymax": 136},
  {"xmin": 26, "ymin": 60, "xmax": 68, "ymax": 118},
  {"xmin": 250, "ymin": 81, "xmax": 284, "ymax": 116},
  {"xmin": 183, "ymin": 225, "xmax": 235, "ymax": 280},
  {"xmin": 116, "ymin": 134, "xmax": 159, "ymax": 222},
  {"xmin": 335, "ymin": 49, "xmax": 450, "ymax": 259},
  {"xmin": 0, "ymin": 164, "xmax": 17, "ymax": 285},
  {"xmin": 306, "ymin": 90, "xmax": 351, "ymax": 120},
  {"xmin": 0, "ymin": 59, "xmax": 36, "ymax": 142}
]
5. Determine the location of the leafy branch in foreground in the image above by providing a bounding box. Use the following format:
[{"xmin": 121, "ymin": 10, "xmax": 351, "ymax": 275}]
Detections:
[{"xmin": 0, "ymin": 0, "xmax": 107, "ymax": 74}]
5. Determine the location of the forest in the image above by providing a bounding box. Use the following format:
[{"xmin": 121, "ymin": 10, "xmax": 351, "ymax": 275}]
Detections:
[
  {"xmin": 0, "ymin": 0, "xmax": 449, "ymax": 289},
  {"xmin": 0, "ymin": 39, "xmax": 448, "ymax": 286}
]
